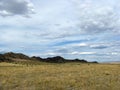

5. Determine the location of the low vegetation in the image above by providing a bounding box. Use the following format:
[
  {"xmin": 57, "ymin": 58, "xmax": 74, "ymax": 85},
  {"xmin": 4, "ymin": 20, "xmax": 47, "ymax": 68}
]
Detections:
[{"xmin": 0, "ymin": 62, "xmax": 120, "ymax": 90}]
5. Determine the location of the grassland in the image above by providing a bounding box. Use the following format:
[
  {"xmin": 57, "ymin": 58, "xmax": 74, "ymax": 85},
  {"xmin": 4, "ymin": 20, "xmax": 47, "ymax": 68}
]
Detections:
[{"xmin": 0, "ymin": 62, "xmax": 120, "ymax": 90}]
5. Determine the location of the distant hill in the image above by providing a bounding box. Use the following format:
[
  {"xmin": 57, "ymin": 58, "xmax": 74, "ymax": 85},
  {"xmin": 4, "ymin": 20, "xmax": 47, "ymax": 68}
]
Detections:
[
  {"xmin": 31, "ymin": 56, "xmax": 90, "ymax": 63},
  {"xmin": 4, "ymin": 52, "xmax": 30, "ymax": 60},
  {"xmin": 0, "ymin": 54, "xmax": 12, "ymax": 62},
  {"xmin": 0, "ymin": 52, "xmax": 98, "ymax": 63}
]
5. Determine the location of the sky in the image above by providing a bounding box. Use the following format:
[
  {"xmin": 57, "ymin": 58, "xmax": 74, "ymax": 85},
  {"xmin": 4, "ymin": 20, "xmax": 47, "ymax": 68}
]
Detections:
[{"xmin": 0, "ymin": 0, "xmax": 120, "ymax": 62}]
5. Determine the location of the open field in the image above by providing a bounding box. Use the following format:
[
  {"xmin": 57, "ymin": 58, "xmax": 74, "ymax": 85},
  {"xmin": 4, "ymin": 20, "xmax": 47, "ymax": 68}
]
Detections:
[{"xmin": 0, "ymin": 62, "xmax": 120, "ymax": 90}]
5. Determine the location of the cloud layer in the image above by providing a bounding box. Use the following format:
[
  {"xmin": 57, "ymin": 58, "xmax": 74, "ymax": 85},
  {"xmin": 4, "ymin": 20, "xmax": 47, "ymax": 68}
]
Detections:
[
  {"xmin": 0, "ymin": 0, "xmax": 120, "ymax": 62},
  {"xmin": 72, "ymin": 0, "xmax": 120, "ymax": 35},
  {"xmin": 0, "ymin": 0, "xmax": 34, "ymax": 17}
]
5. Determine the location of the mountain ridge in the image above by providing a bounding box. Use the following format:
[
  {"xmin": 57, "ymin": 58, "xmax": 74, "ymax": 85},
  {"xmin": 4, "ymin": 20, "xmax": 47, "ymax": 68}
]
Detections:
[{"xmin": 0, "ymin": 52, "xmax": 98, "ymax": 63}]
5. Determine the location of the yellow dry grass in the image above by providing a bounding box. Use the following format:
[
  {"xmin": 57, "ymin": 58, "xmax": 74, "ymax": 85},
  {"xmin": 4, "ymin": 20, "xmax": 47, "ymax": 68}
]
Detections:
[{"xmin": 0, "ymin": 62, "xmax": 120, "ymax": 90}]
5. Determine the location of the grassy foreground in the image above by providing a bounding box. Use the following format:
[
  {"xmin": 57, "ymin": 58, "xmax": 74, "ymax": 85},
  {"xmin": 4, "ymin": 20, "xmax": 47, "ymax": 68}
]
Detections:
[{"xmin": 0, "ymin": 62, "xmax": 120, "ymax": 90}]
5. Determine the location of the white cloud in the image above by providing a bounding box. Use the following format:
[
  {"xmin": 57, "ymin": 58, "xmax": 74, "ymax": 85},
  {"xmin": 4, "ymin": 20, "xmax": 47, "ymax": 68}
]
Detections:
[
  {"xmin": 111, "ymin": 52, "xmax": 119, "ymax": 55},
  {"xmin": 73, "ymin": 0, "xmax": 120, "ymax": 34},
  {"xmin": 90, "ymin": 44, "xmax": 108, "ymax": 49},
  {"xmin": 71, "ymin": 51, "xmax": 96, "ymax": 55},
  {"xmin": 74, "ymin": 43, "xmax": 88, "ymax": 47},
  {"xmin": 0, "ymin": 0, "xmax": 34, "ymax": 17},
  {"xmin": 46, "ymin": 52, "xmax": 58, "ymax": 56},
  {"xmin": 0, "ymin": 29, "xmax": 50, "ymax": 44}
]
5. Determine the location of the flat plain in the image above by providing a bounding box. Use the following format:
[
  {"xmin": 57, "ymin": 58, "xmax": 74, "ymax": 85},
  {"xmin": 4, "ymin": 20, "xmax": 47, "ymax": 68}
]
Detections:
[{"xmin": 0, "ymin": 62, "xmax": 120, "ymax": 90}]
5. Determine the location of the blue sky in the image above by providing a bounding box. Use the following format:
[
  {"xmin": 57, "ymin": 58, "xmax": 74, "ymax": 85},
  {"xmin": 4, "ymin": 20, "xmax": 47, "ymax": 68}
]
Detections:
[{"xmin": 0, "ymin": 0, "xmax": 120, "ymax": 62}]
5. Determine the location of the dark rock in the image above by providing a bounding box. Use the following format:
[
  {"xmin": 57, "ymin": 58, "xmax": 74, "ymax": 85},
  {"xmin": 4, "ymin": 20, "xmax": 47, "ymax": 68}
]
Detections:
[
  {"xmin": 44, "ymin": 56, "xmax": 65, "ymax": 63},
  {"xmin": 0, "ymin": 54, "xmax": 11, "ymax": 62},
  {"xmin": 65, "ymin": 59, "xmax": 88, "ymax": 63},
  {"xmin": 31, "ymin": 56, "xmax": 43, "ymax": 61}
]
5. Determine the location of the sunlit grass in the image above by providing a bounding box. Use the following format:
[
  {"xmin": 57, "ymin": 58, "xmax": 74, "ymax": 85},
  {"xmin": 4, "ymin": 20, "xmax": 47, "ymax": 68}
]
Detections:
[{"xmin": 0, "ymin": 62, "xmax": 120, "ymax": 90}]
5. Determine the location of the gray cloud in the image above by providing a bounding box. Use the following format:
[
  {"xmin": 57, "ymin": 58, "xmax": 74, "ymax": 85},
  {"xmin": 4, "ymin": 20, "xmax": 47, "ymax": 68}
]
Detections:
[{"xmin": 0, "ymin": 0, "xmax": 34, "ymax": 17}]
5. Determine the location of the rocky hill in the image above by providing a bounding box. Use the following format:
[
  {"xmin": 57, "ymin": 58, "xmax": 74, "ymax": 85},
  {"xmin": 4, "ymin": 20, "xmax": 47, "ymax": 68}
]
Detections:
[{"xmin": 0, "ymin": 52, "xmax": 98, "ymax": 63}]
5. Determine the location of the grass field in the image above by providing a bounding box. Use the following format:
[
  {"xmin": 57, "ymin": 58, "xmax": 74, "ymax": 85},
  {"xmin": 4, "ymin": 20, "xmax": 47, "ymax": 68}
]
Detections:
[{"xmin": 0, "ymin": 62, "xmax": 120, "ymax": 90}]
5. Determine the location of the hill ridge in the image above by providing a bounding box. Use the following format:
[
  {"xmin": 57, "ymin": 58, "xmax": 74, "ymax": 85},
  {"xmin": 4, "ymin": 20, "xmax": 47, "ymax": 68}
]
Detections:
[{"xmin": 0, "ymin": 52, "xmax": 98, "ymax": 63}]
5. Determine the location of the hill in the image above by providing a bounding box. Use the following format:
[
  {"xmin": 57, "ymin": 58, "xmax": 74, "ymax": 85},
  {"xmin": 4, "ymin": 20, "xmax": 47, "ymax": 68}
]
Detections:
[{"xmin": 0, "ymin": 52, "xmax": 98, "ymax": 63}]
